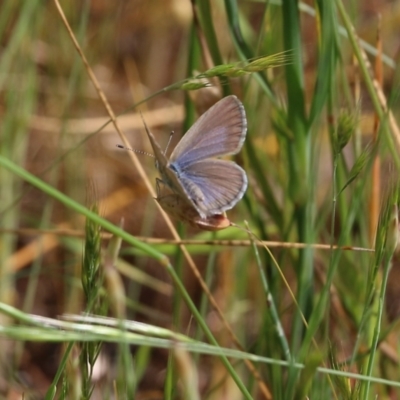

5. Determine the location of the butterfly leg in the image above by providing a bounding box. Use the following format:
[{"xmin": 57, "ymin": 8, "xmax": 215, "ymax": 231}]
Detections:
[{"xmin": 156, "ymin": 177, "xmax": 168, "ymax": 197}]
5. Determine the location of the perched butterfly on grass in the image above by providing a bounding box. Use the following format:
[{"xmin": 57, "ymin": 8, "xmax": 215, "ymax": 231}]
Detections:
[{"xmin": 142, "ymin": 95, "xmax": 248, "ymax": 219}]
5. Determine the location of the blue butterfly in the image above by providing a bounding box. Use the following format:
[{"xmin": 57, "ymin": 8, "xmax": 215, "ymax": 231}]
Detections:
[{"xmin": 144, "ymin": 95, "xmax": 248, "ymax": 218}]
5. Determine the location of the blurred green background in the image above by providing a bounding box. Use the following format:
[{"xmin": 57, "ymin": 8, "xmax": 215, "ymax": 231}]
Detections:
[{"xmin": 1, "ymin": 0, "xmax": 400, "ymax": 399}]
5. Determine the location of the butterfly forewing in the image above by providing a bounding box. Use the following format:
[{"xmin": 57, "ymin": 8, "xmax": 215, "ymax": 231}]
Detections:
[
  {"xmin": 169, "ymin": 95, "xmax": 247, "ymax": 166},
  {"xmin": 141, "ymin": 113, "xmax": 170, "ymax": 176}
]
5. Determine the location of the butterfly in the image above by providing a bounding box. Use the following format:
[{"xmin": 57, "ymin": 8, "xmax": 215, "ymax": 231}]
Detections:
[{"xmin": 142, "ymin": 95, "xmax": 248, "ymax": 219}]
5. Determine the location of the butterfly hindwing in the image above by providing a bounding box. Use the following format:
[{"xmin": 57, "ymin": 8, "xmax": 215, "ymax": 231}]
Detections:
[{"xmin": 174, "ymin": 159, "xmax": 248, "ymax": 216}]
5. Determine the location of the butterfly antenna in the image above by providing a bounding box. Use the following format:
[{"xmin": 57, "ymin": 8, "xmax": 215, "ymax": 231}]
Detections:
[
  {"xmin": 164, "ymin": 131, "xmax": 175, "ymax": 154},
  {"xmin": 116, "ymin": 144, "xmax": 154, "ymax": 158}
]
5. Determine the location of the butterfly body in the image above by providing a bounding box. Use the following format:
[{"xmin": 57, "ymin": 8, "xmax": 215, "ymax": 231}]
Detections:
[{"xmin": 144, "ymin": 95, "xmax": 248, "ymax": 218}]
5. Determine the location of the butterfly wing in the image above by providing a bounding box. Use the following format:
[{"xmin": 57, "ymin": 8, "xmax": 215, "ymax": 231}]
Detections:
[
  {"xmin": 169, "ymin": 95, "xmax": 247, "ymax": 167},
  {"xmin": 175, "ymin": 159, "xmax": 248, "ymax": 216},
  {"xmin": 141, "ymin": 112, "xmax": 170, "ymax": 178}
]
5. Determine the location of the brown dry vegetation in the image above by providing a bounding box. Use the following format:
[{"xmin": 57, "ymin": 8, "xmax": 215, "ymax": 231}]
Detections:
[{"xmin": 1, "ymin": 0, "xmax": 400, "ymax": 399}]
